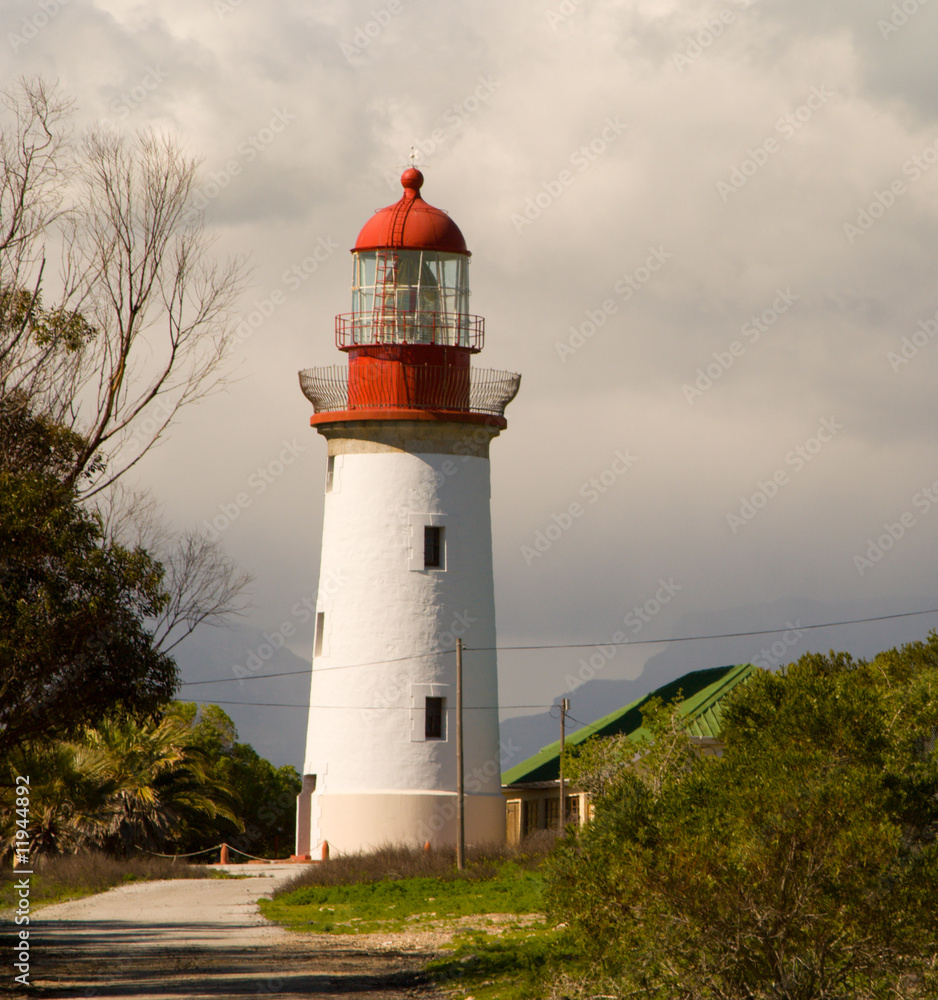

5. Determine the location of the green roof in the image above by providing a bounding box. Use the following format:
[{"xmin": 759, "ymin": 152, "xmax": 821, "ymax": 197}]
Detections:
[{"xmin": 502, "ymin": 663, "xmax": 756, "ymax": 786}]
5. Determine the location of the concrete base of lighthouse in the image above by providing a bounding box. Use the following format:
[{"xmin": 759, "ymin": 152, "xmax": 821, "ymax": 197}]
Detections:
[{"xmin": 297, "ymin": 791, "xmax": 505, "ymax": 857}]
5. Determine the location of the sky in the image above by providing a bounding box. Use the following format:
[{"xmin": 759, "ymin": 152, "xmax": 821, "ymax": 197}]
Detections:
[{"xmin": 9, "ymin": 0, "xmax": 938, "ymax": 767}]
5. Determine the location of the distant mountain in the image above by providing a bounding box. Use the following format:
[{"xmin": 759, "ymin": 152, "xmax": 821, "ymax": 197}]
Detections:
[
  {"xmin": 499, "ymin": 596, "xmax": 938, "ymax": 768},
  {"xmin": 172, "ymin": 596, "xmax": 938, "ymax": 774},
  {"xmin": 499, "ymin": 675, "xmax": 688, "ymax": 767}
]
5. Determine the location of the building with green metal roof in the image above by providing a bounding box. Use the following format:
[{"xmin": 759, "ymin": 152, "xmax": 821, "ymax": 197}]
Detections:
[{"xmin": 502, "ymin": 663, "xmax": 756, "ymax": 841}]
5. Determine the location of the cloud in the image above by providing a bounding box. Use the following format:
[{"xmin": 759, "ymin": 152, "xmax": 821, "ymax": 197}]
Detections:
[{"xmin": 7, "ymin": 0, "xmax": 938, "ymax": 761}]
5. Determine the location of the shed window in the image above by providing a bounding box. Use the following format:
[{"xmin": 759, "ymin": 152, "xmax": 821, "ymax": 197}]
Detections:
[{"xmin": 545, "ymin": 795, "xmax": 579, "ymax": 830}]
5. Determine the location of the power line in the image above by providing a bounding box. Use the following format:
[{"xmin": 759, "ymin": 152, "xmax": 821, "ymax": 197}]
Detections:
[
  {"xmin": 564, "ymin": 712, "xmax": 609, "ymax": 742},
  {"xmin": 477, "ymin": 606, "xmax": 938, "ymax": 653},
  {"xmin": 183, "ymin": 699, "xmax": 552, "ymax": 710},
  {"xmin": 178, "ymin": 605, "xmax": 938, "ymax": 687},
  {"xmin": 179, "ymin": 649, "xmax": 450, "ymax": 686},
  {"xmin": 185, "ymin": 700, "xmax": 309, "ymax": 708},
  {"xmin": 182, "ymin": 669, "xmax": 312, "ymax": 687}
]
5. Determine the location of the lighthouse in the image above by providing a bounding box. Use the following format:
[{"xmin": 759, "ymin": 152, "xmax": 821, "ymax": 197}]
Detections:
[{"xmin": 295, "ymin": 168, "xmax": 520, "ymax": 857}]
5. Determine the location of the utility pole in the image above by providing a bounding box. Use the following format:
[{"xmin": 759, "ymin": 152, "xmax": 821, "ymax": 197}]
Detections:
[
  {"xmin": 456, "ymin": 637, "xmax": 465, "ymax": 870},
  {"xmin": 558, "ymin": 698, "xmax": 570, "ymax": 836}
]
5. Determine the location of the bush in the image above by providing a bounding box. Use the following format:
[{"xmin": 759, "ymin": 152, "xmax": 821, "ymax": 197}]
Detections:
[
  {"xmin": 274, "ymin": 833, "xmax": 555, "ymax": 896},
  {"xmin": 547, "ymin": 639, "xmax": 938, "ymax": 1000}
]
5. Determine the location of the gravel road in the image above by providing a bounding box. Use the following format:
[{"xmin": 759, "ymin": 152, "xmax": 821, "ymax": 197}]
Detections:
[{"xmin": 24, "ymin": 866, "xmax": 448, "ymax": 1000}]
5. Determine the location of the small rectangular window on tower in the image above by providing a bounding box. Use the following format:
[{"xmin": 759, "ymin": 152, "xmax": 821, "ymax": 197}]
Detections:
[
  {"xmin": 325, "ymin": 455, "xmax": 335, "ymax": 494},
  {"xmin": 425, "ymin": 696, "xmax": 445, "ymax": 740},
  {"xmin": 314, "ymin": 612, "xmax": 325, "ymax": 657},
  {"xmin": 424, "ymin": 526, "xmax": 444, "ymax": 569}
]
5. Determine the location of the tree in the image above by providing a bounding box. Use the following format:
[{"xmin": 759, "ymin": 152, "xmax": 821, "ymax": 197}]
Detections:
[
  {"xmin": 1, "ymin": 702, "xmax": 299, "ymax": 861},
  {"xmin": 564, "ymin": 695, "xmax": 698, "ymax": 800},
  {"xmin": 547, "ymin": 637, "xmax": 938, "ymax": 1000},
  {"xmin": 1, "ymin": 77, "xmax": 247, "ymax": 497},
  {"xmin": 0, "ymin": 740, "xmax": 107, "ymax": 856},
  {"xmin": 0, "ymin": 466, "xmax": 177, "ymax": 756},
  {"xmin": 0, "ymin": 78, "xmax": 73, "ymax": 356},
  {"xmin": 0, "ymin": 709, "xmax": 242, "ymax": 858},
  {"xmin": 0, "ymin": 78, "xmax": 251, "ymax": 750},
  {"xmin": 77, "ymin": 713, "xmax": 240, "ymax": 856},
  {"xmin": 167, "ymin": 703, "xmax": 300, "ymax": 859},
  {"xmin": 210, "ymin": 743, "xmax": 300, "ymax": 859}
]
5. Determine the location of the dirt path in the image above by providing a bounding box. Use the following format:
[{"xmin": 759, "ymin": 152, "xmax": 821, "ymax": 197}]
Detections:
[{"xmin": 25, "ymin": 867, "xmax": 450, "ymax": 1000}]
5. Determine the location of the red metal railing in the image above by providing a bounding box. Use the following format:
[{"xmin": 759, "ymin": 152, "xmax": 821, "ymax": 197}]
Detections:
[
  {"xmin": 335, "ymin": 311, "xmax": 484, "ymax": 351},
  {"xmin": 298, "ymin": 364, "xmax": 520, "ymax": 417}
]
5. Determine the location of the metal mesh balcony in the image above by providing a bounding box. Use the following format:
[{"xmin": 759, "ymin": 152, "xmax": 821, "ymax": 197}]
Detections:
[{"xmin": 298, "ymin": 364, "xmax": 521, "ymax": 417}]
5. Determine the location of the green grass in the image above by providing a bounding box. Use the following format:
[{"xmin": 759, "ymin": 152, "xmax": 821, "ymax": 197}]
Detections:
[
  {"xmin": 258, "ymin": 839, "xmax": 570, "ymax": 998},
  {"xmin": 428, "ymin": 924, "xmax": 580, "ymax": 1000},
  {"xmin": 259, "ymin": 867, "xmax": 544, "ymax": 934}
]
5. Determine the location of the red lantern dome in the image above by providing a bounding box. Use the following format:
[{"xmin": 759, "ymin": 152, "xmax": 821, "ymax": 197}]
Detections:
[
  {"xmin": 353, "ymin": 169, "xmax": 469, "ymax": 255},
  {"xmin": 298, "ymin": 168, "xmax": 519, "ymax": 431}
]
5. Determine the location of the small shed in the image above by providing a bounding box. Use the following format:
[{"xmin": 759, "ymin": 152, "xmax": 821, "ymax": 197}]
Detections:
[{"xmin": 502, "ymin": 663, "xmax": 756, "ymax": 843}]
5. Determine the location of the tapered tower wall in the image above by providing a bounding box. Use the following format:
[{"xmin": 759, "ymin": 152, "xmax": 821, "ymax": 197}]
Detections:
[{"xmin": 296, "ymin": 420, "xmax": 505, "ymax": 856}]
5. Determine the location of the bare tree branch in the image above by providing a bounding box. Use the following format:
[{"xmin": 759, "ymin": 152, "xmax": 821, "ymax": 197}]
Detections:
[
  {"xmin": 2, "ymin": 78, "xmax": 254, "ymax": 661},
  {"xmin": 62, "ymin": 129, "xmax": 249, "ymax": 495},
  {"xmin": 1, "ymin": 80, "xmax": 249, "ymax": 496},
  {"xmin": 151, "ymin": 530, "xmax": 253, "ymax": 653},
  {"xmin": 0, "ymin": 79, "xmax": 80, "ymax": 419},
  {"xmin": 98, "ymin": 486, "xmax": 253, "ymax": 654}
]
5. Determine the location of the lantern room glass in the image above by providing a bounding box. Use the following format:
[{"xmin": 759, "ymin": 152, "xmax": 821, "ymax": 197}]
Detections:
[{"xmin": 350, "ymin": 250, "xmax": 471, "ymax": 346}]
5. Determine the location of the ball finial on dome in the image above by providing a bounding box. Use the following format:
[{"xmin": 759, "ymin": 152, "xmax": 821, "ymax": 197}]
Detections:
[
  {"xmin": 401, "ymin": 167, "xmax": 424, "ymax": 192},
  {"xmin": 353, "ymin": 167, "xmax": 468, "ymax": 253}
]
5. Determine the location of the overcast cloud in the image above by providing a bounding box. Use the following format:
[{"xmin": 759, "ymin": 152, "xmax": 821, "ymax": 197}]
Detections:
[{"xmin": 8, "ymin": 0, "xmax": 938, "ymax": 765}]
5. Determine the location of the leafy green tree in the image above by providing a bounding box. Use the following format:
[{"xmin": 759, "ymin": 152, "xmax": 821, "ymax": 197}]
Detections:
[
  {"xmin": 547, "ymin": 637, "xmax": 938, "ymax": 1000},
  {"xmin": 564, "ymin": 694, "xmax": 697, "ymax": 800},
  {"xmin": 0, "ymin": 77, "xmax": 251, "ymax": 752},
  {"xmin": 219, "ymin": 743, "xmax": 301, "ymax": 859},
  {"xmin": 0, "ymin": 710, "xmax": 241, "ymax": 858},
  {"xmin": 0, "ymin": 91, "xmax": 252, "ymax": 658},
  {"xmin": 167, "ymin": 703, "xmax": 301, "ymax": 859},
  {"xmin": 171, "ymin": 702, "xmax": 239, "ymax": 759},
  {"xmin": 0, "ymin": 467, "xmax": 177, "ymax": 756},
  {"xmin": 0, "ymin": 741, "xmax": 109, "ymax": 855},
  {"xmin": 77, "ymin": 714, "xmax": 241, "ymax": 855}
]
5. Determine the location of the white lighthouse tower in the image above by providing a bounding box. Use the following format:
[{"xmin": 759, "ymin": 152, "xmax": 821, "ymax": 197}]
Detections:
[{"xmin": 295, "ymin": 168, "xmax": 520, "ymax": 857}]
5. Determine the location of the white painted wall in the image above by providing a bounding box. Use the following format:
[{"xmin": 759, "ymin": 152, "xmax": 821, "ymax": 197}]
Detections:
[{"xmin": 298, "ymin": 441, "xmax": 504, "ymax": 855}]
